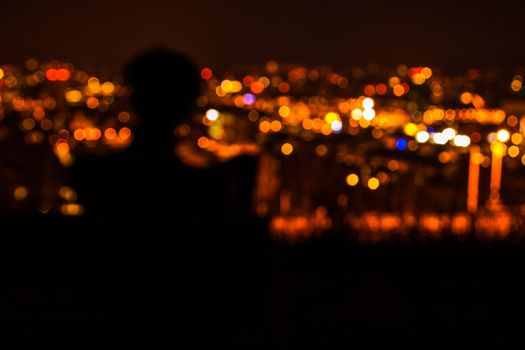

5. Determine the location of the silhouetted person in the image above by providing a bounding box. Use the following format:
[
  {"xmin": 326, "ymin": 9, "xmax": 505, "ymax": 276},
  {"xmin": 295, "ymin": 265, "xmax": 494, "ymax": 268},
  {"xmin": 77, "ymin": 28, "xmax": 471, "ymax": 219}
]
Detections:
[
  {"xmin": 71, "ymin": 47, "xmax": 267, "ymax": 347},
  {"xmin": 73, "ymin": 47, "xmax": 259, "ymax": 223}
]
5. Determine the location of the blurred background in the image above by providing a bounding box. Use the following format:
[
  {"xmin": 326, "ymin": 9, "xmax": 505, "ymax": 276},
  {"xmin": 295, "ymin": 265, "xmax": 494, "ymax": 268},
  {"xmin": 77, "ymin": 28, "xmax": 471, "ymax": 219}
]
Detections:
[{"xmin": 2, "ymin": 0, "xmax": 525, "ymax": 347}]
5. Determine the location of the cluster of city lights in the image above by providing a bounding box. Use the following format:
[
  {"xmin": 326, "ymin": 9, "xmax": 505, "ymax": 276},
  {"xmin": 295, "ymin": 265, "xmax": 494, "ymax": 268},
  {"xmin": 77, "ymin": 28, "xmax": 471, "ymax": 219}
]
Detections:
[
  {"xmin": 190, "ymin": 61, "xmax": 525, "ymax": 241},
  {"xmin": 0, "ymin": 59, "xmax": 133, "ymax": 214},
  {"xmin": 3, "ymin": 58, "xmax": 525, "ymax": 242}
]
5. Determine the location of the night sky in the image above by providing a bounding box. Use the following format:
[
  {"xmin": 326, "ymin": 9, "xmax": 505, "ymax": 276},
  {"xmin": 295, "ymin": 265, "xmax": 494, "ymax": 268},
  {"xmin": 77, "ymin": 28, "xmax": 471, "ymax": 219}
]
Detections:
[{"xmin": 2, "ymin": 0, "xmax": 525, "ymax": 73}]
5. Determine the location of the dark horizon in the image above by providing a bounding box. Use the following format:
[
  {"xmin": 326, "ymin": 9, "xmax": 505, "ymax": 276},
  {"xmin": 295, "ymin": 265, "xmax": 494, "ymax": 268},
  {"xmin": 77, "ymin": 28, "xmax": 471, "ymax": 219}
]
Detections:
[{"xmin": 2, "ymin": 0, "xmax": 525, "ymax": 73}]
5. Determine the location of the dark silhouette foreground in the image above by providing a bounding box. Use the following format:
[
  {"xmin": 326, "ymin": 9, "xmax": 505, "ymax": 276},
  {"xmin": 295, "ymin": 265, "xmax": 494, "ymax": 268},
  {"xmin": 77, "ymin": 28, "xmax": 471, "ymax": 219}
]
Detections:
[
  {"xmin": 69, "ymin": 47, "xmax": 268, "ymax": 346},
  {"xmin": 73, "ymin": 48, "xmax": 256, "ymax": 221}
]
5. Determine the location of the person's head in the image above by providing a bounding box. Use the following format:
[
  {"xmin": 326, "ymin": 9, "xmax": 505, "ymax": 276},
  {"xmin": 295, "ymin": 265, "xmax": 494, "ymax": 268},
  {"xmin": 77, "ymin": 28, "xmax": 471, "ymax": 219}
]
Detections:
[{"xmin": 124, "ymin": 47, "xmax": 200, "ymax": 138}]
